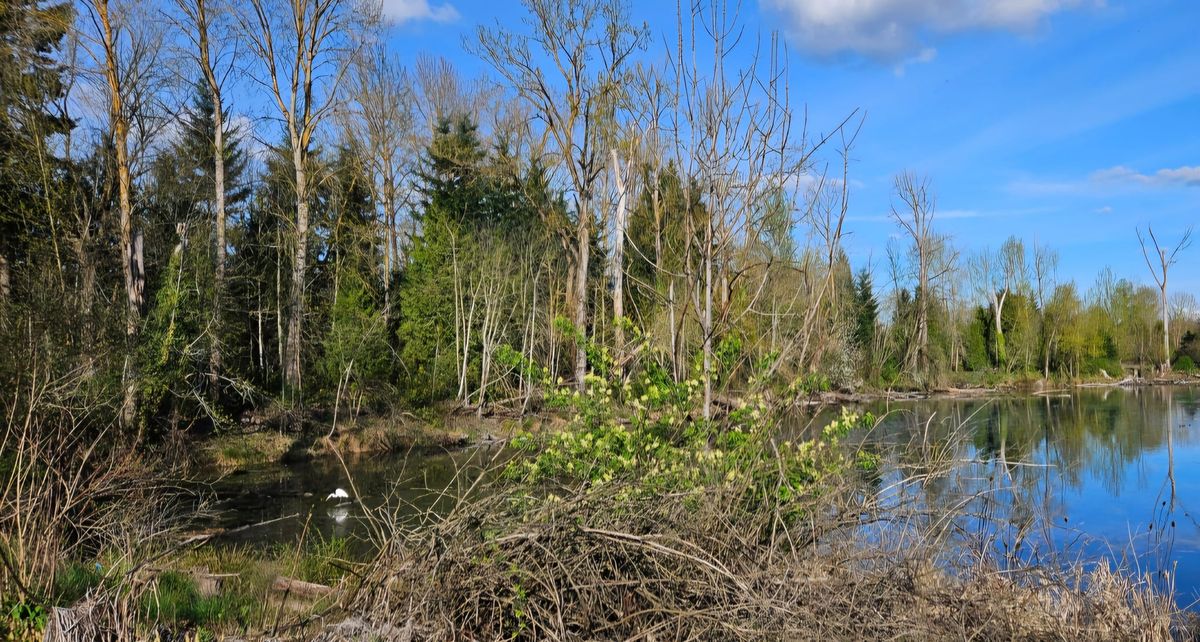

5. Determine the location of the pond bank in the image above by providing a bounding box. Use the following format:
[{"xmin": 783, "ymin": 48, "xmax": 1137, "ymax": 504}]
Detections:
[
  {"xmin": 195, "ymin": 374, "xmax": 1200, "ymax": 470},
  {"xmin": 30, "ymin": 385, "xmax": 1200, "ymax": 641},
  {"xmin": 194, "ymin": 409, "xmax": 560, "ymax": 470},
  {"xmin": 798, "ymin": 372, "xmax": 1200, "ymax": 405}
]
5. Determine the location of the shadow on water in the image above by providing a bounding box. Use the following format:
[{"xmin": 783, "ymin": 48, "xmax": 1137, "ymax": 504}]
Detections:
[{"xmin": 201, "ymin": 444, "xmax": 508, "ymax": 554}]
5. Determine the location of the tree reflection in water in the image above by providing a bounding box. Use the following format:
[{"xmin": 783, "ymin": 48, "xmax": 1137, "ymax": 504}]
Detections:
[{"xmin": 794, "ymin": 386, "xmax": 1200, "ymax": 601}]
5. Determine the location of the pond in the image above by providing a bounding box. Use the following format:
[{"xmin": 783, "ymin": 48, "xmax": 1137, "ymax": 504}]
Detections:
[
  {"xmin": 202, "ymin": 444, "xmax": 507, "ymax": 553},
  {"xmin": 204, "ymin": 385, "xmax": 1200, "ymax": 604},
  {"xmin": 839, "ymin": 385, "xmax": 1200, "ymax": 606}
]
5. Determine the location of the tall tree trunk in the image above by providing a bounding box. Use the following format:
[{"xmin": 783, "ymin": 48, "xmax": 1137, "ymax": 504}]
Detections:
[
  {"xmin": 382, "ymin": 182, "xmax": 395, "ymax": 324},
  {"xmin": 1136, "ymin": 228, "xmax": 1192, "ymax": 373},
  {"xmin": 702, "ymin": 210, "xmax": 713, "ymax": 422},
  {"xmin": 76, "ymin": 235, "xmax": 96, "ymax": 367},
  {"xmin": 209, "ymin": 88, "xmax": 226, "ymax": 400},
  {"xmin": 189, "ymin": 0, "xmax": 228, "ymax": 402},
  {"xmin": 522, "ymin": 266, "xmax": 539, "ymax": 412},
  {"xmin": 0, "ymin": 253, "xmax": 9, "ymax": 302},
  {"xmin": 609, "ymin": 150, "xmax": 628, "ymax": 369},
  {"xmin": 256, "ymin": 281, "xmax": 265, "ymax": 372},
  {"xmin": 652, "ymin": 182, "xmax": 679, "ymax": 382},
  {"xmin": 917, "ymin": 268, "xmax": 928, "ymax": 372},
  {"xmin": 668, "ymin": 280, "xmax": 679, "ymax": 382},
  {"xmin": 276, "ymin": 226, "xmax": 284, "ymax": 392},
  {"xmin": 285, "ymin": 140, "xmax": 309, "ymax": 401},
  {"xmin": 574, "ymin": 202, "xmax": 590, "ymax": 391},
  {"xmin": 547, "ymin": 270, "xmax": 559, "ymax": 384},
  {"xmin": 1043, "ymin": 334, "xmax": 1052, "ymax": 379},
  {"xmin": 96, "ymin": 0, "xmax": 141, "ymax": 431},
  {"xmin": 1160, "ymin": 255, "xmax": 1170, "ymax": 373},
  {"xmin": 992, "ymin": 290, "xmax": 1007, "ymax": 368}
]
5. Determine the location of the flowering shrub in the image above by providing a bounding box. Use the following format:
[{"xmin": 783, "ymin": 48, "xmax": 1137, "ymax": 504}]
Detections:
[{"xmin": 508, "ymin": 323, "xmax": 876, "ymax": 509}]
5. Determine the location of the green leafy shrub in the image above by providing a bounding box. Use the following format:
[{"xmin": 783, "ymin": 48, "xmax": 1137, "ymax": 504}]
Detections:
[
  {"xmin": 508, "ymin": 325, "xmax": 875, "ymax": 511},
  {"xmin": 788, "ymin": 372, "xmax": 832, "ymax": 396},
  {"xmin": 1, "ymin": 602, "xmax": 47, "ymax": 642},
  {"xmin": 1174, "ymin": 355, "xmax": 1196, "ymax": 373},
  {"xmin": 1082, "ymin": 356, "xmax": 1123, "ymax": 378}
]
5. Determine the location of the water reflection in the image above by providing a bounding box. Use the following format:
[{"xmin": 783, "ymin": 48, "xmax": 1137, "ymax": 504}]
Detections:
[
  {"xmin": 829, "ymin": 386, "xmax": 1200, "ymax": 603},
  {"xmin": 203, "ymin": 445, "xmax": 505, "ymax": 551},
  {"xmin": 206, "ymin": 387, "xmax": 1200, "ymax": 602}
]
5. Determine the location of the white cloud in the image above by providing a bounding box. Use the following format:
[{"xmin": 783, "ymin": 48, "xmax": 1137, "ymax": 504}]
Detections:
[
  {"xmin": 1010, "ymin": 165, "xmax": 1200, "ymax": 197},
  {"xmin": 893, "ymin": 47, "xmax": 937, "ymax": 76},
  {"xmin": 1091, "ymin": 165, "xmax": 1200, "ymax": 188},
  {"xmin": 375, "ymin": 0, "xmax": 459, "ymax": 24},
  {"xmin": 761, "ymin": 0, "xmax": 1091, "ymax": 62}
]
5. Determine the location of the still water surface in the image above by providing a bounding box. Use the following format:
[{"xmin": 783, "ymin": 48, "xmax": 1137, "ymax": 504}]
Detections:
[{"xmin": 206, "ymin": 385, "xmax": 1200, "ymax": 603}]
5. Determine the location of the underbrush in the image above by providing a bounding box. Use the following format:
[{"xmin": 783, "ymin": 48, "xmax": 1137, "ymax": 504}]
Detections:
[
  {"xmin": 203, "ymin": 431, "xmax": 296, "ymax": 468},
  {"xmin": 0, "ymin": 358, "xmax": 201, "ymax": 640},
  {"xmin": 349, "ymin": 475, "xmax": 1186, "ymax": 640},
  {"xmin": 0, "ymin": 357, "xmax": 354, "ymax": 641},
  {"xmin": 131, "ymin": 536, "xmax": 353, "ymax": 638},
  {"xmin": 339, "ymin": 345, "xmax": 1192, "ymax": 640},
  {"xmin": 0, "ymin": 535, "xmax": 355, "ymax": 641}
]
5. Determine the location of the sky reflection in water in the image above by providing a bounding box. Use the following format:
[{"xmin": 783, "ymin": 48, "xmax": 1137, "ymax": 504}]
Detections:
[{"xmin": 208, "ymin": 386, "xmax": 1200, "ymax": 603}]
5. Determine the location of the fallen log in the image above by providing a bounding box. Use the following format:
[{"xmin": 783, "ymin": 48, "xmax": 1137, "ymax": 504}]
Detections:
[{"xmin": 271, "ymin": 575, "xmax": 332, "ymax": 598}]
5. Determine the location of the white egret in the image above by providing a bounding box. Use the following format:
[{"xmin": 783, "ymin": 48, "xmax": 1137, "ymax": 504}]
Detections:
[{"xmin": 326, "ymin": 487, "xmax": 350, "ymax": 501}]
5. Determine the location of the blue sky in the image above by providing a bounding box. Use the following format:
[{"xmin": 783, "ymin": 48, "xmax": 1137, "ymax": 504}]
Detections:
[{"xmin": 377, "ymin": 0, "xmax": 1199, "ymax": 295}]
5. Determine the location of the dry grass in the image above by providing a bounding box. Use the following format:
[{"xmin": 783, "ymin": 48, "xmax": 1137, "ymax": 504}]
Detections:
[
  {"xmin": 0, "ymin": 362, "xmax": 210, "ymax": 641},
  {"xmin": 203, "ymin": 431, "xmax": 296, "ymax": 468},
  {"xmin": 328, "ymin": 423, "xmax": 1194, "ymax": 642},
  {"xmin": 323, "ymin": 416, "xmax": 469, "ymax": 454}
]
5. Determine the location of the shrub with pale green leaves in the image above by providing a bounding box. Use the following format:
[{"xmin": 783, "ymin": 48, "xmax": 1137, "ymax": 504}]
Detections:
[{"xmin": 508, "ymin": 323, "xmax": 875, "ymax": 510}]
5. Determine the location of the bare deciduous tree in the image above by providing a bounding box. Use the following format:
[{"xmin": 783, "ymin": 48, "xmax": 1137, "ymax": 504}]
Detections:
[
  {"xmin": 1033, "ymin": 242, "xmax": 1059, "ymax": 377},
  {"xmin": 345, "ymin": 46, "xmax": 416, "ymax": 323},
  {"xmin": 608, "ymin": 145, "xmax": 633, "ymax": 366},
  {"xmin": 891, "ymin": 173, "xmax": 936, "ymax": 375},
  {"xmin": 969, "ymin": 236, "xmax": 1026, "ymax": 370},
  {"xmin": 1138, "ymin": 225, "xmax": 1194, "ymax": 372},
  {"xmin": 663, "ymin": 2, "xmax": 841, "ymax": 417},
  {"xmin": 476, "ymin": 0, "xmax": 646, "ymax": 391},
  {"xmin": 81, "ymin": 0, "xmax": 164, "ymax": 430},
  {"xmin": 170, "ymin": 0, "xmax": 236, "ymax": 401},
  {"xmin": 239, "ymin": 0, "xmax": 361, "ymax": 401}
]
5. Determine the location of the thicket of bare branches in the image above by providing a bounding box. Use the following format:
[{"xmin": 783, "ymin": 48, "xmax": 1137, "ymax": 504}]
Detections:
[
  {"xmin": 0, "ymin": 346, "xmax": 197, "ymax": 621},
  {"xmin": 336, "ymin": 419, "xmax": 1187, "ymax": 641}
]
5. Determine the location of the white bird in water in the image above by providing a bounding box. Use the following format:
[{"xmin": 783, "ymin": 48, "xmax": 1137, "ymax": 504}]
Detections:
[
  {"xmin": 326, "ymin": 487, "xmax": 350, "ymax": 501},
  {"xmin": 327, "ymin": 506, "xmax": 351, "ymax": 524}
]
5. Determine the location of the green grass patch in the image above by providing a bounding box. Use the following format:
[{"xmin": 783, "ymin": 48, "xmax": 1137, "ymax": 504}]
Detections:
[
  {"xmin": 52, "ymin": 561, "xmax": 105, "ymax": 605},
  {"xmin": 203, "ymin": 432, "xmax": 295, "ymax": 468},
  {"xmin": 140, "ymin": 570, "xmax": 258, "ymax": 633},
  {"xmin": 267, "ymin": 534, "xmax": 351, "ymax": 586}
]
